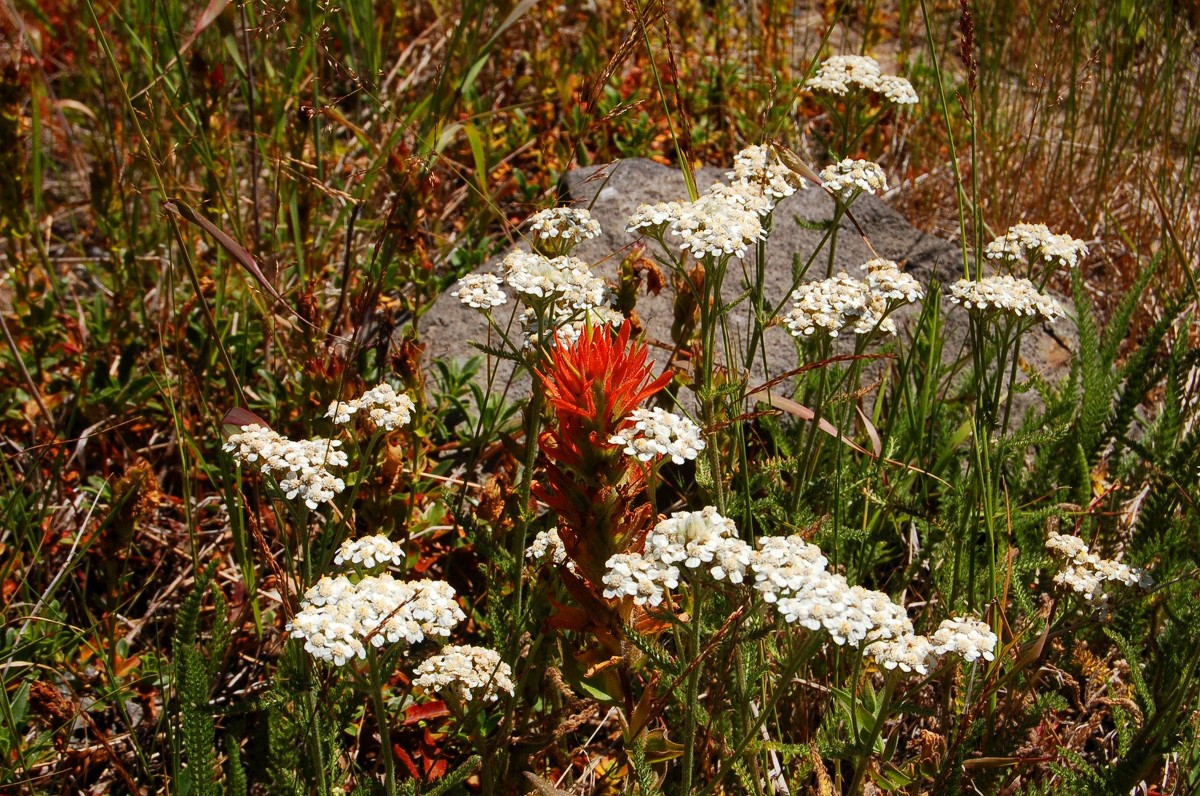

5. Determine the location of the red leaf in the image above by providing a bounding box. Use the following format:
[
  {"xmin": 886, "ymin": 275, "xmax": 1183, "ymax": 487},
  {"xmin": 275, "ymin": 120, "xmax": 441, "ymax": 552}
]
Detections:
[
  {"xmin": 393, "ymin": 746, "xmax": 421, "ymax": 780},
  {"xmin": 403, "ymin": 701, "xmax": 450, "ymax": 725}
]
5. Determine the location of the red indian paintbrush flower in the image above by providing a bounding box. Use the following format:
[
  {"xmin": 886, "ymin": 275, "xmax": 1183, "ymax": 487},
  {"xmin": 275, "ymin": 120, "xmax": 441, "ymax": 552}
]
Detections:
[{"xmin": 534, "ymin": 321, "xmax": 671, "ymax": 595}]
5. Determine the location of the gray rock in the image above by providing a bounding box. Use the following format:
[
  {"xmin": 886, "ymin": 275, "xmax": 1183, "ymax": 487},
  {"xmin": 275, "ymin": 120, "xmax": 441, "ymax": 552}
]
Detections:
[{"xmin": 420, "ymin": 158, "xmax": 1073, "ymax": 421}]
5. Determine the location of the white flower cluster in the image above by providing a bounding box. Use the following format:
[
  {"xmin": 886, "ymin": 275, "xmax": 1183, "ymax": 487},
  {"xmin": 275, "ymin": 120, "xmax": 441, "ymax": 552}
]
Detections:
[
  {"xmin": 805, "ymin": 55, "xmax": 918, "ymax": 105},
  {"xmin": 609, "ymin": 407, "xmax": 706, "ymax": 465},
  {"xmin": 601, "ymin": 553, "xmax": 681, "ymax": 607},
  {"xmin": 819, "ymin": 158, "xmax": 888, "ymax": 202},
  {"xmin": 648, "ymin": 507, "xmax": 746, "ymax": 575},
  {"xmin": 528, "ymin": 207, "xmax": 602, "ymax": 252},
  {"xmin": 750, "ymin": 534, "xmax": 995, "ymax": 674},
  {"xmin": 480, "ymin": 248, "xmax": 622, "ymax": 347},
  {"xmin": 326, "ymin": 383, "xmax": 415, "ymax": 432},
  {"xmin": 453, "ymin": 273, "xmax": 508, "ymax": 310},
  {"xmin": 947, "ymin": 275, "xmax": 1065, "ymax": 322},
  {"xmin": 985, "ymin": 223, "xmax": 1089, "ymax": 271},
  {"xmin": 627, "ymin": 201, "xmax": 683, "ymax": 235},
  {"xmin": 503, "ymin": 250, "xmax": 610, "ymax": 308},
  {"xmin": 626, "ymin": 169, "xmax": 771, "ymax": 259},
  {"xmin": 1045, "ymin": 532, "xmax": 1153, "ymax": 604},
  {"xmin": 524, "ymin": 526, "xmax": 579, "ymax": 575},
  {"xmin": 672, "ymin": 189, "xmax": 768, "ymax": 259},
  {"xmin": 602, "ymin": 507, "xmax": 747, "ymax": 605},
  {"xmin": 223, "ymin": 424, "xmax": 348, "ymax": 509},
  {"xmin": 726, "ymin": 144, "xmax": 808, "ymax": 201},
  {"xmin": 864, "ymin": 258, "xmax": 925, "ymax": 303},
  {"xmin": 784, "ymin": 270, "xmax": 909, "ymax": 339},
  {"xmin": 334, "ymin": 534, "xmax": 406, "ymax": 569},
  {"xmin": 599, "ymin": 514, "xmax": 996, "ymax": 675},
  {"xmin": 286, "ymin": 575, "xmax": 465, "ymax": 665},
  {"xmin": 525, "ymin": 526, "xmax": 568, "ymax": 566},
  {"xmin": 930, "ymin": 617, "xmax": 999, "ymax": 663},
  {"xmin": 413, "ymin": 645, "xmax": 515, "ymax": 703}
]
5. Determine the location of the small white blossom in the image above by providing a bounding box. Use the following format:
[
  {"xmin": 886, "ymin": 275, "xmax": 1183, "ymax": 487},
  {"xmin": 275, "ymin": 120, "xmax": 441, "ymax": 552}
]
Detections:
[
  {"xmin": 805, "ymin": 55, "xmax": 883, "ymax": 96},
  {"xmin": 670, "ymin": 193, "xmax": 766, "ymax": 259},
  {"xmin": 609, "ymin": 408, "xmax": 706, "ymax": 465},
  {"xmin": 1045, "ymin": 532, "xmax": 1152, "ymax": 604},
  {"xmin": 784, "ymin": 272, "xmax": 895, "ymax": 338},
  {"xmin": 931, "ymin": 617, "xmax": 998, "ymax": 663},
  {"xmin": 819, "ymin": 159, "xmax": 888, "ymax": 202},
  {"xmin": 875, "ymin": 74, "xmax": 919, "ymax": 105},
  {"xmin": 864, "ymin": 258, "xmax": 924, "ymax": 304},
  {"xmin": 805, "ymin": 55, "xmax": 917, "ymax": 105},
  {"xmin": 601, "ymin": 553, "xmax": 680, "ymax": 607},
  {"xmin": 627, "ymin": 201, "xmax": 683, "ymax": 235},
  {"xmin": 867, "ymin": 632, "xmax": 937, "ymax": 675},
  {"xmin": 334, "ymin": 535, "xmax": 406, "ymax": 570},
  {"xmin": 224, "ymin": 425, "xmax": 348, "ymax": 509},
  {"xmin": 646, "ymin": 507, "xmax": 740, "ymax": 571},
  {"xmin": 454, "ymin": 273, "xmax": 508, "ymax": 310},
  {"xmin": 748, "ymin": 535, "xmax": 829, "ymax": 603},
  {"xmin": 502, "ymin": 250, "xmax": 610, "ymax": 310},
  {"xmin": 413, "ymin": 645, "xmax": 515, "ymax": 703},
  {"xmin": 985, "ymin": 223, "xmax": 1089, "ymax": 270},
  {"xmin": 726, "ymin": 145, "xmax": 808, "ymax": 202},
  {"xmin": 947, "ymin": 275, "xmax": 1065, "ymax": 322},
  {"xmin": 286, "ymin": 575, "xmax": 465, "ymax": 665},
  {"xmin": 356, "ymin": 384, "xmax": 416, "ymax": 431},
  {"xmin": 528, "ymin": 207, "xmax": 602, "ymax": 251}
]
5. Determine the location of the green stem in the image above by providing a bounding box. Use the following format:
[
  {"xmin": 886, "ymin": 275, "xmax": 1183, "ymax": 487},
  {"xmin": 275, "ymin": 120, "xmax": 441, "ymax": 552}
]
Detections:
[
  {"xmin": 368, "ymin": 649, "xmax": 397, "ymax": 796},
  {"xmin": 847, "ymin": 674, "xmax": 898, "ymax": 794},
  {"xmin": 680, "ymin": 584, "xmax": 705, "ymax": 794},
  {"xmin": 695, "ymin": 633, "xmax": 823, "ymax": 796}
]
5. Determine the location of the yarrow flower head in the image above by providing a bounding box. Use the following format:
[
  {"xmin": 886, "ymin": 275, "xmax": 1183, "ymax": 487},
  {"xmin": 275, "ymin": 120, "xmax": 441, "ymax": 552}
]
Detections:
[
  {"xmin": 805, "ymin": 55, "xmax": 918, "ymax": 105},
  {"xmin": 502, "ymin": 250, "xmax": 610, "ymax": 309},
  {"xmin": 819, "ymin": 159, "xmax": 888, "ymax": 202},
  {"xmin": 626, "ymin": 190, "xmax": 765, "ymax": 259},
  {"xmin": 286, "ymin": 575, "xmax": 465, "ymax": 665},
  {"xmin": 1045, "ymin": 532, "xmax": 1153, "ymax": 605},
  {"xmin": 726, "ymin": 145, "xmax": 808, "ymax": 202},
  {"xmin": 601, "ymin": 507, "xmax": 752, "ymax": 602},
  {"xmin": 601, "ymin": 552, "xmax": 680, "ymax": 607},
  {"xmin": 864, "ymin": 258, "xmax": 925, "ymax": 304},
  {"xmin": 454, "ymin": 273, "xmax": 508, "ymax": 311},
  {"xmin": 931, "ymin": 617, "xmax": 999, "ymax": 663},
  {"xmin": 223, "ymin": 424, "xmax": 348, "ymax": 509},
  {"xmin": 334, "ymin": 534, "xmax": 405, "ymax": 570},
  {"xmin": 985, "ymin": 223, "xmax": 1089, "ymax": 271},
  {"xmin": 646, "ymin": 507, "xmax": 745, "ymax": 572},
  {"xmin": 746, "ymin": 534, "xmax": 996, "ymax": 675},
  {"xmin": 947, "ymin": 275, "xmax": 1065, "ymax": 323},
  {"xmin": 671, "ymin": 192, "xmax": 766, "ymax": 259},
  {"xmin": 528, "ymin": 207, "xmax": 601, "ymax": 254},
  {"xmin": 609, "ymin": 407, "xmax": 706, "ymax": 465},
  {"xmin": 875, "ymin": 74, "xmax": 920, "ymax": 105},
  {"xmin": 783, "ymin": 272, "xmax": 893, "ymax": 338},
  {"xmin": 627, "ymin": 201, "xmax": 684, "ymax": 236},
  {"xmin": 805, "ymin": 55, "xmax": 882, "ymax": 96},
  {"xmin": 413, "ymin": 645, "xmax": 514, "ymax": 703},
  {"xmin": 327, "ymin": 383, "xmax": 415, "ymax": 432},
  {"xmin": 525, "ymin": 526, "xmax": 576, "ymax": 573}
]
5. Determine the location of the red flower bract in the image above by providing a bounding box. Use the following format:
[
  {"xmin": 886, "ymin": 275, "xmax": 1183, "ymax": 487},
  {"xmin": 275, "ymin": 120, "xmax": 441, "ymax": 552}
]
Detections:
[
  {"xmin": 536, "ymin": 320, "xmax": 671, "ymax": 440},
  {"xmin": 533, "ymin": 321, "xmax": 671, "ymax": 597}
]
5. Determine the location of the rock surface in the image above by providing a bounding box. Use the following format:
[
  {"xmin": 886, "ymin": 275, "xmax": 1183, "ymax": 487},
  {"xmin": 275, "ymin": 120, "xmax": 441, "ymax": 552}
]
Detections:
[{"xmin": 420, "ymin": 158, "xmax": 1073, "ymax": 416}]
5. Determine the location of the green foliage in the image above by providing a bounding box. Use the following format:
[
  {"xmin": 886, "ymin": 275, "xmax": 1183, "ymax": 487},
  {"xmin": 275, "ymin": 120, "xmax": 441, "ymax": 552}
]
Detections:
[{"xmin": 173, "ymin": 560, "xmax": 223, "ymax": 796}]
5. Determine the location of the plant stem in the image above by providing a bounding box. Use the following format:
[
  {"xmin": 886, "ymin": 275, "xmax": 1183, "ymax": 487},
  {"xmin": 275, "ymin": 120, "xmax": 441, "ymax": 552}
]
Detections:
[
  {"xmin": 368, "ymin": 649, "xmax": 397, "ymax": 796},
  {"xmin": 680, "ymin": 584, "xmax": 706, "ymax": 794},
  {"xmin": 847, "ymin": 674, "xmax": 898, "ymax": 794}
]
